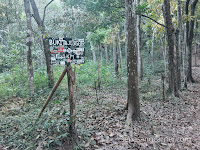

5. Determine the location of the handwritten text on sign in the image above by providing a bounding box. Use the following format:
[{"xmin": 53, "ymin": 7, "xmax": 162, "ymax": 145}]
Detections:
[{"xmin": 49, "ymin": 38, "xmax": 85, "ymax": 65}]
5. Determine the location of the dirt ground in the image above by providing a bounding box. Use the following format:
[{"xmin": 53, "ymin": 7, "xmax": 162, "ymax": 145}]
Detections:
[{"xmin": 78, "ymin": 58, "xmax": 200, "ymax": 150}]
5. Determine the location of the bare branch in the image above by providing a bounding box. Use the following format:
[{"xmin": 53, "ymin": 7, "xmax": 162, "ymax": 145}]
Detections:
[
  {"xmin": 43, "ymin": 0, "xmax": 55, "ymax": 23},
  {"xmin": 29, "ymin": 0, "xmax": 42, "ymax": 26},
  {"xmin": 139, "ymin": 14, "xmax": 166, "ymax": 28}
]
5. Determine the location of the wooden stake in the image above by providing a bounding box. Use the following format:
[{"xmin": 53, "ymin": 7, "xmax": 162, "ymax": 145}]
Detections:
[
  {"xmin": 66, "ymin": 65, "xmax": 78, "ymax": 146},
  {"xmin": 35, "ymin": 67, "xmax": 67, "ymax": 123}
]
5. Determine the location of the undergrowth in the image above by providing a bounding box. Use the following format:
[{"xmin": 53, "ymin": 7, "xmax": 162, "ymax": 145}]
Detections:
[{"xmin": 0, "ymin": 57, "xmax": 166, "ymax": 149}]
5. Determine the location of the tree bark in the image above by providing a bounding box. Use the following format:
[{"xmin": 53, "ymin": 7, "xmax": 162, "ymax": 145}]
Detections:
[
  {"xmin": 24, "ymin": 0, "xmax": 34, "ymax": 94},
  {"xmin": 29, "ymin": 0, "xmax": 54, "ymax": 88},
  {"xmin": 43, "ymin": 37, "xmax": 54, "ymax": 88},
  {"xmin": 177, "ymin": 0, "xmax": 183, "ymax": 64},
  {"xmin": 124, "ymin": 19, "xmax": 128, "ymax": 62},
  {"xmin": 186, "ymin": 0, "xmax": 198, "ymax": 83},
  {"xmin": 195, "ymin": 21, "xmax": 198, "ymax": 66},
  {"xmin": 105, "ymin": 44, "xmax": 108, "ymax": 63},
  {"xmin": 90, "ymin": 41, "xmax": 96, "ymax": 62},
  {"xmin": 163, "ymin": 0, "xmax": 178, "ymax": 96},
  {"xmin": 125, "ymin": 0, "xmax": 140, "ymax": 125},
  {"xmin": 113, "ymin": 35, "xmax": 119, "ymax": 75},
  {"xmin": 99, "ymin": 44, "xmax": 103, "ymax": 62},
  {"xmin": 176, "ymin": 0, "xmax": 182, "ymax": 90},
  {"xmin": 137, "ymin": 0, "xmax": 143, "ymax": 80},
  {"xmin": 118, "ymin": 32, "xmax": 123, "ymax": 77},
  {"xmin": 125, "ymin": 31, "xmax": 128, "ymax": 62},
  {"xmin": 162, "ymin": 37, "xmax": 167, "ymax": 78},
  {"xmin": 183, "ymin": 24, "xmax": 188, "ymax": 88},
  {"xmin": 151, "ymin": 32, "xmax": 155, "ymax": 73},
  {"xmin": 175, "ymin": 29, "xmax": 181, "ymax": 91}
]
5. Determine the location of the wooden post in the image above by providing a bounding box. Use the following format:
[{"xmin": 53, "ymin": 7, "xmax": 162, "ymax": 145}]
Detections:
[
  {"xmin": 35, "ymin": 64, "xmax": 78, "ymax": 147},
  {"xmin": 66, "ymin": 65, "xmax": 77, "ymax": 146},
  {"xmin": 35, "ymin": 67, "xmax": 67, "ymax": 123}
]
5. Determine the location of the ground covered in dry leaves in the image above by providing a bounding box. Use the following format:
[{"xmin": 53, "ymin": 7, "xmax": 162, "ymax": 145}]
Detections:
[
  {"xmin": 77, "ymin": 67, "xmax": 200, "ymax": 149},
  {"xmin": 1, "ymin": 60, "xmax": 200, "ymax": 150}
]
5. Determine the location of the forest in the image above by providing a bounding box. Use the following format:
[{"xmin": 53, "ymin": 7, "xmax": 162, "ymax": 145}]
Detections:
[{"xmin": 0, "ymin": 0, "xmax": 200, "ymax": 149}]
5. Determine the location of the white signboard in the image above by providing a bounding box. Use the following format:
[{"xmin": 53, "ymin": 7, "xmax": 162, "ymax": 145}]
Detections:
[{"xmin": 49, "ymin": 38, "xmax": 85, "ymax": 65}]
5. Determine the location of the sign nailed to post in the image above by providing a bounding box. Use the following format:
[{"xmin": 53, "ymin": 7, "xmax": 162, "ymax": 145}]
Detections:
[{"xmin": 49, "ymin": 38, "xmax": 85, "ymax": 65}]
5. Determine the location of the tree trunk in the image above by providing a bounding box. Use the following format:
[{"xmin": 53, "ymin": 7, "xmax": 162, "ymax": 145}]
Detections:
[
  {"xmin": 113, "ymin": 35, "xmax": 119, "ymax": 75},
  {"xmin": 162, "ymin": 37, "xmax": 167, "ymax": 78},
  {"xmin": 43, "ymin": 37, "xmax": 54, "ymax": 88},
  {"xmin": 176, "ymin": 0, "xmax": 182, "ymax": 90},
  {"xmin": 90, "ymin": 41, "xmax": 96, "ymax": 62},
  {"xmin": 175, "ymin": 29, "xmax": 181, "ymax": 91},
  {"xmin": 92, "ymin": 50, "xmax": 96, "ymax": 62},
  {"xmin": 125, "ymin": 31, "xmax": 128, "ymax": 61},
  {"xmin": 186, "ymin": 0, "xmax": 198, "ymax": 83},
  {"xmin": 29, "ymin": 0, "xmax": 54, "ymax": 88},
  {"xmin": 137, "ymin": 0, "xmax": 143, "ymax": 80},
  {"xmin": 97, "ymin": 44, "xmax": 101, "ymax": 90},
  {"xmin": 195, "ymin": 40, "xmax": 197, "ymax": 66},
  {"xmin": 125, "ymin": 0, "xmax": 140, "ymax": 125},
  {"xmin": 71, "ymin": 6, "xmax": 75, "ymax": 38},
  {"xmin": 98, "ymin": 59, "xmax": 101, "ymax": 91},
  {"xmin": 99, "ymin": 44, "xmax": 103, "ymax": 62},
  {"xmin": 183, "ymin": 24, "xmax": 188, "ymax": 88},
  {"xmin": 124, "ymin": 20, "xmax": 128, "ymax": 61},
  {"xmin": 177, "ymin": 0, "xmax": 183, "ymax": 65},
  {"xmin": 151, "ymin": 32, "xmax": 155, "ymax": 73},
  {"xmin": 105, "ymin": 44, "xmax": 108, "ymax": 63},
  {"xmin": 195, "ymin": 21, "xmax": 198, "ymax": 66},
  {"xmin": 24, "ymin": 0, "xmax": 34, "ymax": 94},
  {"xmin": 163, "ymin": 0, "xmax": 177, "ymax": 96},
  {"xmin": 118, "ymin": 32, "xmax": 123, "ymax": 77}
]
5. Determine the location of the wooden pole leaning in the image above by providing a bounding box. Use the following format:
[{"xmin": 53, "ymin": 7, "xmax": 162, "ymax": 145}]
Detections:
[{"xmin": 35, "ymin": 67, "xmax": 68, "ymax": 123}]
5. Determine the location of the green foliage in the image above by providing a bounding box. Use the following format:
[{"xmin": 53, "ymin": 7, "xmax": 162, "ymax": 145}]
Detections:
[
  {"xmin": 34, "ymin": 68, "xmax": 49, "ymax": 92},
  {"xmin": 0, "ymin": 65, "xmax": 28, "ymax": 99},
  {"xmin": 87, "ymin": 28, "xmax": 109, "ymax": 45},
  {"xmin": 85, "ymin": 0, "xmax": 124, "ymax": 26},
  {"xmin": 0, "ymin": 97, "xmax": 70, "ymax": 149},
  {"xmin": 76, "ymin": 60, "xmax": 125, "ymax": 88},
  {"xmin": 64, "ymin": 0, "xmax": 84, "ymax": 6},
  {"xmin": 136, "ymin": 3, "xmax": 150, "ymax": 15},
  {"xmin": 2, "ymin": 0, "xmax": 199, "ymax": 148}
]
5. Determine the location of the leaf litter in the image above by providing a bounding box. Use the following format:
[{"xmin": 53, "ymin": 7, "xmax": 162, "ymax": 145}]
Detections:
[
  {"xmin": 1, "ymin": 61, "xmax": 200, "ymax": 150},
  {"xmin": 76, "ymin": 65, "xmax": 200, "ymax": 149}
]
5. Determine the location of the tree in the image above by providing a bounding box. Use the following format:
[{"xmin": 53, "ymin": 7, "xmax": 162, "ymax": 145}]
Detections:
[
  {"xmin": 126, "ymin": 0, "xmax": 140, "ymax": 125},
  {"xmin": 186, "ymin": 0, "xmax": 198, "ymax": 83},
  {"xmin": 162, "ymin": 0, "xmax": 178, "ymax": 96},
  {"xmin": 113, "ymin": 31, "xmax": 119, "ymax": 75},
  {"xmin": 24, "ymin": 0, "xmax": 34, "ymax": 94},
  {"xmin": 87, "ymin": 28, "xmax": 107, "ymax": 62},
  {"xmin": 137, "ymin": 0, "xmax": 143, "ymax": 80},
  {"xmin": 176, "ymin": 0, "xmax": 182, "ymax": 90},
  {"xmin": 29, "ymin": 0, "xmax": 55, "ymax": 88}
]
